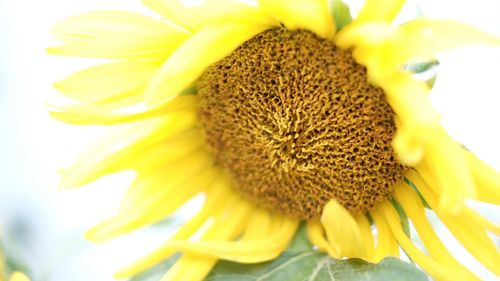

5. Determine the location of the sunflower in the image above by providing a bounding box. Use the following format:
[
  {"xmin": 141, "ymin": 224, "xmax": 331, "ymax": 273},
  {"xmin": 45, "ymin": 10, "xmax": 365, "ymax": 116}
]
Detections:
[{"xmin": 49, "ymin": 0, "xmax": 500, "ymax": 280}]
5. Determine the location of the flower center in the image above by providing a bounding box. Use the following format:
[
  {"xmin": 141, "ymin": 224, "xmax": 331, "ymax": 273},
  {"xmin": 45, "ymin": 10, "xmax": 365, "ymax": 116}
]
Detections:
[{"xmin": 197, "ymin": 28, "xmax": 405, "ymax": 219}]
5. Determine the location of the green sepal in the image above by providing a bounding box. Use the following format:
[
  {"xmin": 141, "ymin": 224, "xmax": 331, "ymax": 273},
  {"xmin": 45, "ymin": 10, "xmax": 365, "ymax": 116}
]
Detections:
[
  {"xmin": 404, "ymin": 60, "xmax": 439, "ymax": 88},
  {"xmin": 179, "ymin": 86, "xmax": 198, "ymax": 96},
  {"xmin": 404, "ymin": 176, "xmax": 431, "ymax": 209},
  {"xmin": 404, "ymin": 61, "xmax": 439, "ymax": 73},
  {"xmin": 332, "ymin": 0, "xmax": 353, "ymax": 31}
]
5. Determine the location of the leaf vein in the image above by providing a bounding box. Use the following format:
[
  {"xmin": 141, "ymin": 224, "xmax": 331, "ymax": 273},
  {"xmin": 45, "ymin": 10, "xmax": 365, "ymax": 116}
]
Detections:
[
  {"xmin": 307, "ymin": 256, "xmax": 329, "ymax": 281},
  {"xmin": 256, "ymin": 251, "xmax": 318, "ymax": 281}
]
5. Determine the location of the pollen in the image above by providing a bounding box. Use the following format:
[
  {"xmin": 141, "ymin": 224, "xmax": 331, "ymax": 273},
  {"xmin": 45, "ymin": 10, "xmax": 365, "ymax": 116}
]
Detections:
[{"xmin": 197, "ymin": 28, "xmax": 405, "ymax": 219}]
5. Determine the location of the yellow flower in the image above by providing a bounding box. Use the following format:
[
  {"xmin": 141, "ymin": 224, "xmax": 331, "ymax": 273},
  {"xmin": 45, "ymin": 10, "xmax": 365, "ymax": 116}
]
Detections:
[{"xmin": 49, "ymin": 0, "xmax": 500, "ymax": 280}]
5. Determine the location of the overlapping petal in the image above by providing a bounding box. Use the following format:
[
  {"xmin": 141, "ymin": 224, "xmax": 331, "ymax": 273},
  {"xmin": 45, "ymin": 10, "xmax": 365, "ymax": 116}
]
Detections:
[
  {"xmin": 143, "ymin": 0, "xmax": 276, "ymax": 32},
  {"xmin": 48, "ymin": 10, "xmax": 189, "ymax": 59},
  {"xmin": 258, "ymin": 0, "xmax": 335, "ymax": 39},
  {"xmin": 145, "ymin": 23, "xmax": 270, "ymax": 105},
  {"xmin": 355, "ymin": 0, "xmax": 405, "ymax": 24},
  {"xmin": 54, "ymin": 61, "xmax": 160, "ymax": 104}
]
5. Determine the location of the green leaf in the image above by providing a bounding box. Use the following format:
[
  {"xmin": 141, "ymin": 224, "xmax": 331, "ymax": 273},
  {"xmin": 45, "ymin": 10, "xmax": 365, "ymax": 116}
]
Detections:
[
  {"xmin": 286, "ymin": 222, "xmax": 313, "ymax": 252},
  {"xmin": 206, "ymin": 251, "xmax": 429, "ymax": 281},
  {"xmin": 332, "ymin": 0, "xmax": 353, "ymax": 31}
]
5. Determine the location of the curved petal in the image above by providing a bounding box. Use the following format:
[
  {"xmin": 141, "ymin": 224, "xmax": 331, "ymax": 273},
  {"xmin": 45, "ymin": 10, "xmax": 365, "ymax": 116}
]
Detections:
[
  {"xmin": 48, "ymin": 10, "xmax": 189, "ymax": 59},
  {"xmin": 85, "ymin": 157, "xmax": 217, "ymax": 242},
  {"xmin": 50, "ymin": 95, "xmax": 197, "ymax": 125},
  {"xmin": 354, "ymin": 0, "xmax": 405, "ymax": 24},
  {"xmin": 164, "ymin": 216, "xmax": 298, "ymax": 263},
  {"xmin": 58, "ymin": 112, "xmax": 197, "ymax": 189},
  {"xmin": 370, "ymin": 207, "xmax": 399, "ymax": 261},
  {"xmin": 420, "ymin": 131, "xmax": 475, "ymax": 212},
  {"xmin": 394, "ymin": 182, "xmax": 480, "ymax": 280},
  {"xmin": 54, "ymin": 61, "xmax": 159, "ymax": 104},
  {"xmin": 118, "ymin": 133, "xmax": 205, "ymax": 211},
  {"xmin": 466, "ymin": 151, "xmax": 500, "ymax": 204},
  {"xmin": 380, "ymin": 74, "xmax": 440, "ymax": 165},
  {"xmin": 379, "ymin": 201, "xmax": 468, "ymax": 281},
  {"xmin": 241, "ymin": 208, "xmax": 272, "ymax": 240},
  {"xmin": 406, "ymin": 170, "xmax": 500, "ymax": 275},
  {"xmin": 355, "ymin": 214, "xmax": 375, "ymax": 262},
  {"xmin": 9, "ymin": 272, "xmax": 30, "ymax": 281},
  {"xmin": 145, "ymin": 23, "xmax": 270, "ymax": 106},
  {"xmin": 336, "ymin": 22, "xmax": 394, "ymax": 49},
  {"xmin": 320, "ymin": 200, "xmax": 367, "ymax": 259},
  {"xmin": 389, "ymin": 19, "xmax": 500, "ymax": 65},
  {"xmin": 115, "ymin": 178, "xmax": 234, "ymax": 278},
  {"xmin": 338, "ymin": 19, "xmax": 500, "ymax": 80},
  {"xmin": 158, "ymin": 196, "xmax": 252, "ymax": 281},
  {"xmin": 258, "ymin": 0, "xmax": 335, "ymax": 39},
  {"xmin": 143, "ymin": 0, "xmax": 276, "ymax": 32},
  {"xmin": 306, "ymin": 219, "xmax": 337, "ymax": 256}
]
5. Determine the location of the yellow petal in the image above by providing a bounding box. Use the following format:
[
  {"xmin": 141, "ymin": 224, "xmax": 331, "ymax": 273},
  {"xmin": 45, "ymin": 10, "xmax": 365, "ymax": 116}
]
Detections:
[
  {"xmin": 394, "ymin": 181, "xmax": 480, "ymax": 280},
  {"xmin": 338, "ymin": 19, "xmax": 500, "ymax": 89},
  {"xmin": 466, "ymin": 151, "xmax": 500, "ymax": 204},
  {"xmin": 355, "ymin": 214, "xmax": 375, "ymax": 262},
  {"xmin": 392, "ymin": 125, "xmax": 425, "ymax": 165},
  {"xmin": 380, "ymin": 73, "xmax": 440, "ymax": 165},
  {"xmin": 118, "ymin": 140, "xmax": 206, "ymax": 211},
  {"xmin": 50, "ymin": 94, "xmax": 144, "ymax": 118},
  {"xmin": 158, "ymin": 194, "xmax": 251, "ymax": 281},
  {"xmin": 379, "ymin": 201, "xmax": 466, "ymax": 281},
  {"xmin": 258, "ymin": 0, "xmax": 335, "ymax": 39},
  {"xmin": 48, "ymin": 10, "xmax": 189, "ymax": 59},
  {"xmin": 145, "ymin": 23, "xmax": 269, "ymax": 106},
  {"xmin": 8, "ymin": 272, "xmax": 30, "ymax": 281},
  {"xmin": 407, "ymin": 170, "xmax": 500, "ymax": 275},
  {"xmin": 50, "ymin": 95, "xmax": 197, "ymax": 125},
  {"xmin": 241, "ymin": 208, "xmax": 271, "ymax": 240},
  {"xmin": 165, "ymin": 215, "xmax": 298, "ymax": 263},
  {"xmin": 320, "ymin": 200, "xmax": 366, "ymax": 259},
  {"xmin": 421, "ymin": 131, "xmax": 475, "ymax": 212},
  {"xmin": 86, "ymin": 158, "xmax": 217, "ymax": 242},
  {"xmin": 143, "ymin": 0, "xmax": 275, "ymax": 32},
  {"xmin": 462, "ymin": 207, "xmax": 500, "ymax": 236},
  {"xmin": 115, "ymin": 178, "xmax": 233, "ymax": 278},
  {"xmin": 336, "ymin": 22, "xmax": 394, "ymax": 50},
  {"xmin": 390, "ymin": 19, "xmax": 500, "ymax": 65},
  {"xmin": 354, "ymin": 0, "xmax": 405, "ymax": 24},
  {"xmin": 370, "ymin": 207, "xmax": 399, "ymax": 261},
  {"xmin": 54, "ymin": 61, "xmax": 159, "ymax": 104},
  {"xmin": 59, "ymin": 112, "xmax": 197, "ymax": 189},
  {"xmin": 306, "ymin": 219, "xmax": 337, "ymax": 256}
]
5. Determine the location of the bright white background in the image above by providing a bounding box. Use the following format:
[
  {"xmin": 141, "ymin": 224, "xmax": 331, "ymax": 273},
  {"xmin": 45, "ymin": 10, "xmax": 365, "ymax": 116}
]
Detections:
[{"xmin": 0, "ymin": 0, "xmax": 499, "ymax": 280}]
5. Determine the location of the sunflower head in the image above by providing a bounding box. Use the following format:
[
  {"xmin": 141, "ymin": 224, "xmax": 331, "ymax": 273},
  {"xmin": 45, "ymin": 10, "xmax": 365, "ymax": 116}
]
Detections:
[
  {"xmin": 49, "ymin": 0, "xmax": 500, "ymax": 280},
  {"xmin": 197, "ymin": 27, "xmax": 405, "ymax": 218}
]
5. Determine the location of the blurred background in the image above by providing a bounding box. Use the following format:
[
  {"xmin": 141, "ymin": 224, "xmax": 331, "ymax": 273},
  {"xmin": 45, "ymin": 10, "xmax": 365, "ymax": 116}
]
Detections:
[{"xmin": 0, "ymin": 0, "xmax": 499, "ymax": 280}]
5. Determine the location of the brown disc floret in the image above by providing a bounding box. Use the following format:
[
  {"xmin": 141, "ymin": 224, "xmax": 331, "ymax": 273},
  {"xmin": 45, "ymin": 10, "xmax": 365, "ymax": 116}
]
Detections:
[{"xmin": 197, "ymin": 28, "xmax": 406, "ymax": 219}]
